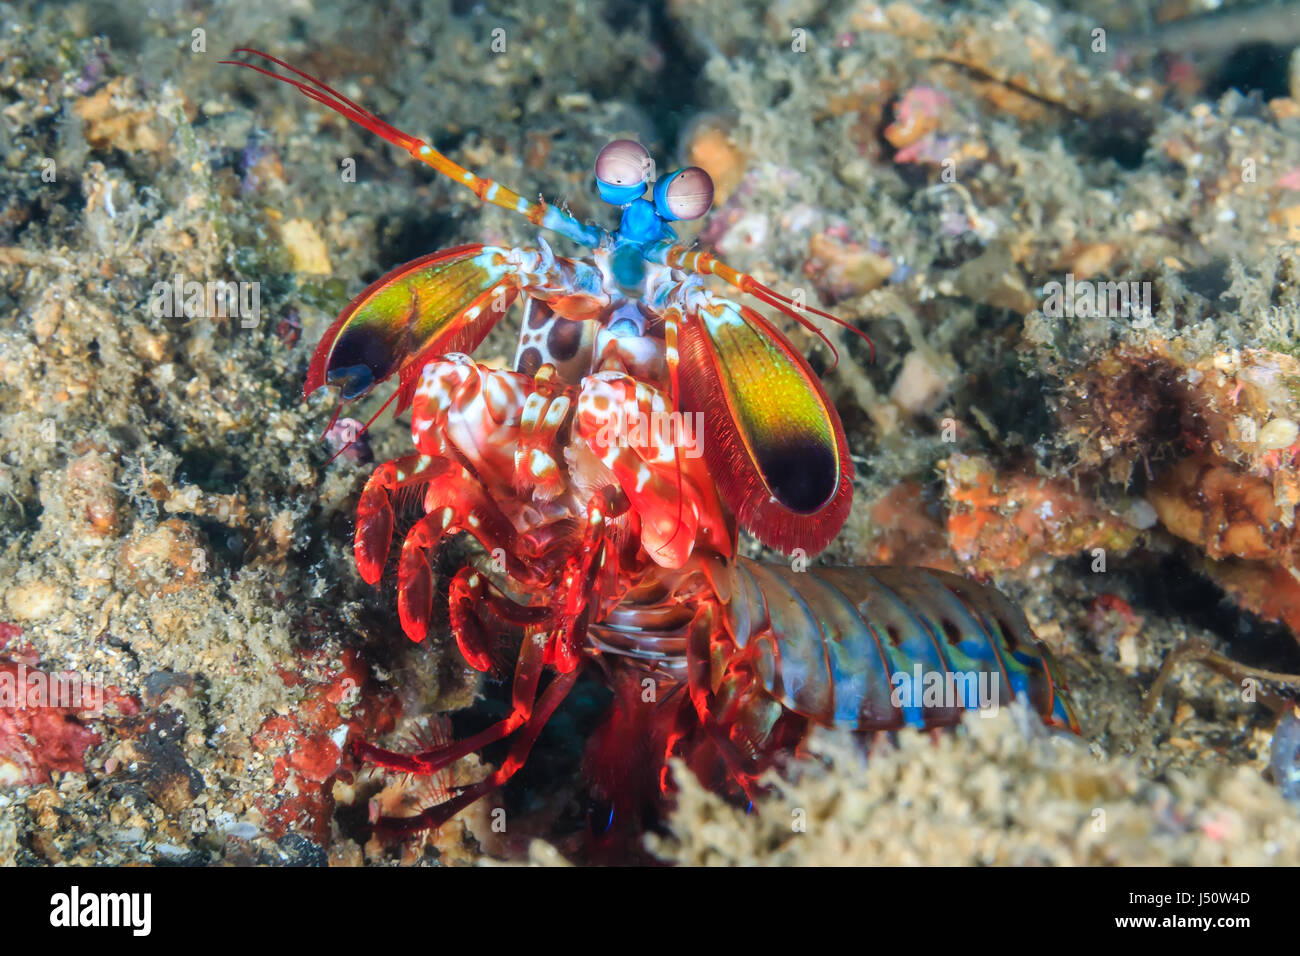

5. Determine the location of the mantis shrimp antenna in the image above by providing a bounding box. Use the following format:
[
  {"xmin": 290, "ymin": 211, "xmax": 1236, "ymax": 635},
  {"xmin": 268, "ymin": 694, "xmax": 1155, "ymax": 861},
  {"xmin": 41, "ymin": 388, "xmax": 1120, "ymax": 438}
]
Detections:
[
  {"xmin": 219, "ymin": 48, "xmax": 604, "ymax": 249},
  {"xmin": 221, "ymin": 49, "xmax": 872, "ymax": 366}
]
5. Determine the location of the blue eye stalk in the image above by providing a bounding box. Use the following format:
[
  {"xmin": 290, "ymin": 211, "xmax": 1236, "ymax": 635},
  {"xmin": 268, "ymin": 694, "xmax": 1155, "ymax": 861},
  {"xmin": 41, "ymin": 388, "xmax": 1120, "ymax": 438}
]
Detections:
[{"xmin": 594, "ymin": 139, "xmax": 714, "ymax": 248}]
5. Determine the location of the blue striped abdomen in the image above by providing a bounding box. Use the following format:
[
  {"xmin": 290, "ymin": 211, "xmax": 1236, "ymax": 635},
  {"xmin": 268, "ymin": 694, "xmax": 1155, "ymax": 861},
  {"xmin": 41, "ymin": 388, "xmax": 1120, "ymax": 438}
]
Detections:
[{"xmin": 724, "ymin": 559, "xmax": 1078, "ymax": 733}]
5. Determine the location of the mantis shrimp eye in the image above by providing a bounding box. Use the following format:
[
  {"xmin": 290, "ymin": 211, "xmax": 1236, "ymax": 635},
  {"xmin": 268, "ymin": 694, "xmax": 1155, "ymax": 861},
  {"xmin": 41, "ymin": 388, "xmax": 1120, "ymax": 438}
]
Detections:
[
  {"xmin": 652, "ymin": 166, "xmax": 714, "ymax": 221},
  {"xmin": 595, "ymin": 139, "xmax": 655, "ymax": 205}
]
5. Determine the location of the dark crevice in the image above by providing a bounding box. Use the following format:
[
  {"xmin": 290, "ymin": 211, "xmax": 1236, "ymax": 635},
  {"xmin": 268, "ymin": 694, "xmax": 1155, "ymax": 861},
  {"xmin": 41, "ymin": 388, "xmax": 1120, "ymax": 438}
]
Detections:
[
  {"xmin": 629, "ymin": 0, "xmax": 709, "ymax": 155},
  {"xmin": 1084, "ymin": 553, "xmax": 1300, "ymax": 675},
  {"xmin": 1068, "ymin": 108, "xmax": 1155, "ymax": 171},
  {"xmin": 1179, "ymin": 259, "xmax": 1232, "ymax": 301},
  {"xmin": 454, "ymin": 667, "xmax": 611, "ymax": 846},
  {"xmin": 371, "ymin": 208, "xmax": 459, "ymax": 275},
  {"xmin": 174, "ymin": 443, "xmax": 251, "ymax": 496},
  {"xmin": 957, "ymin": 347, "xmax": 1058, "ymax": 456},
  {"xmin": 1144, "ymin": 555, "xmax": 1300, "ymax": 673},
  {"xmin": 1208, "ymin": 41, "xmax": 1294, "ymax": 101}
]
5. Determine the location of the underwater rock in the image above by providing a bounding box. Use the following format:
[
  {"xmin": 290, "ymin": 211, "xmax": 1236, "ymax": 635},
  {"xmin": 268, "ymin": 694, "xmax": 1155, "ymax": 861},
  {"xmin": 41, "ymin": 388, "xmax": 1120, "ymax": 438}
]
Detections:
[{"xmin": 943, "ymin": 453, "xmax": 1139, "ymax": 573}]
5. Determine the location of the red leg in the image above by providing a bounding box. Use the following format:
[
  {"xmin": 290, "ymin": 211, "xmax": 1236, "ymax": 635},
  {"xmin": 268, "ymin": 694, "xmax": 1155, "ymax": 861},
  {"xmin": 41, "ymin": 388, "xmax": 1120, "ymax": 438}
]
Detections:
[
  {"xmin": 382, "ymin": 458, "xmax": 539, "ymax": 642},
  {"xmin": 354, "ymin": 621, "xmax": 548, "ymax": 777},
  {"xmin": 373, "ymin": 666, "xmax": 581, "ymax": 838},
  {"xmin": 678, "ymin": 605, "xmax": 763, "ymax": 802},
  {"xmin": 354, "ymin": 454, "xmax": 452, "ymax": 585},
  {"xmin": 542, "ymin": 489, "xmax": 622, "ymax": 673},
  {"xmin": 447, "ymin": 566, "xmax": 548, "ymax": 673},
  {"xmin": 659, "ymin": 686, "xmax": 699, "ymax": 795}
]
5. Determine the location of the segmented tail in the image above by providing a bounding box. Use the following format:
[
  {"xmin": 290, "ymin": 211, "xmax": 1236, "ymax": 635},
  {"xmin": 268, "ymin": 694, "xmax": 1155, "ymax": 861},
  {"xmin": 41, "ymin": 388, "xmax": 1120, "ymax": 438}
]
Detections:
[{"xmin": 724, "ymin": 560, "xmax": 1080, "ymax": 733}]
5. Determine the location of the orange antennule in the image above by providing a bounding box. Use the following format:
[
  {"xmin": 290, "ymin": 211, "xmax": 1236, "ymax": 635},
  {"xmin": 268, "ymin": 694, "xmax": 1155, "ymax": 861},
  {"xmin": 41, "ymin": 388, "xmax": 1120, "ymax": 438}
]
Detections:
[
  {"xmin": 220, "ymin": 49, "xmax": 604, "ymax": 247},
  {"xmin": 651, "ymin": 243, "xmax": 874, "ymax": 367}
]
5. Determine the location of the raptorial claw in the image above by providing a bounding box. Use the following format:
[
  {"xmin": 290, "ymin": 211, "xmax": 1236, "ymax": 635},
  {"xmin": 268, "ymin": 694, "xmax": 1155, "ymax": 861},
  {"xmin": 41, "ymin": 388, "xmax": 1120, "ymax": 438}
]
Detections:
[
  {"xmin": 447, "ymin": 569, "xmax": 497, "ymax": 673},
  {"xmin": 397, "ymin": 538, "xmax": 435, "ymax": 643},
  {"xmin": 354, "ymin": 477, "xmax": 396, "ymax": 586}
]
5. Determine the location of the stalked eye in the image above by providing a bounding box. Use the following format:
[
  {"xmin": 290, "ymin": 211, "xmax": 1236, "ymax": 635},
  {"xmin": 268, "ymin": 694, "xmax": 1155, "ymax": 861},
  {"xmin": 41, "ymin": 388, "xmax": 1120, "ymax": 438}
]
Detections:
[
  {"xmin": 653, "ymin": 167, "xmax": 714, "ymax": 221},
  {"xmin": 595, "ymin": 140, "xmax": 654, "ymax": 206}
]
